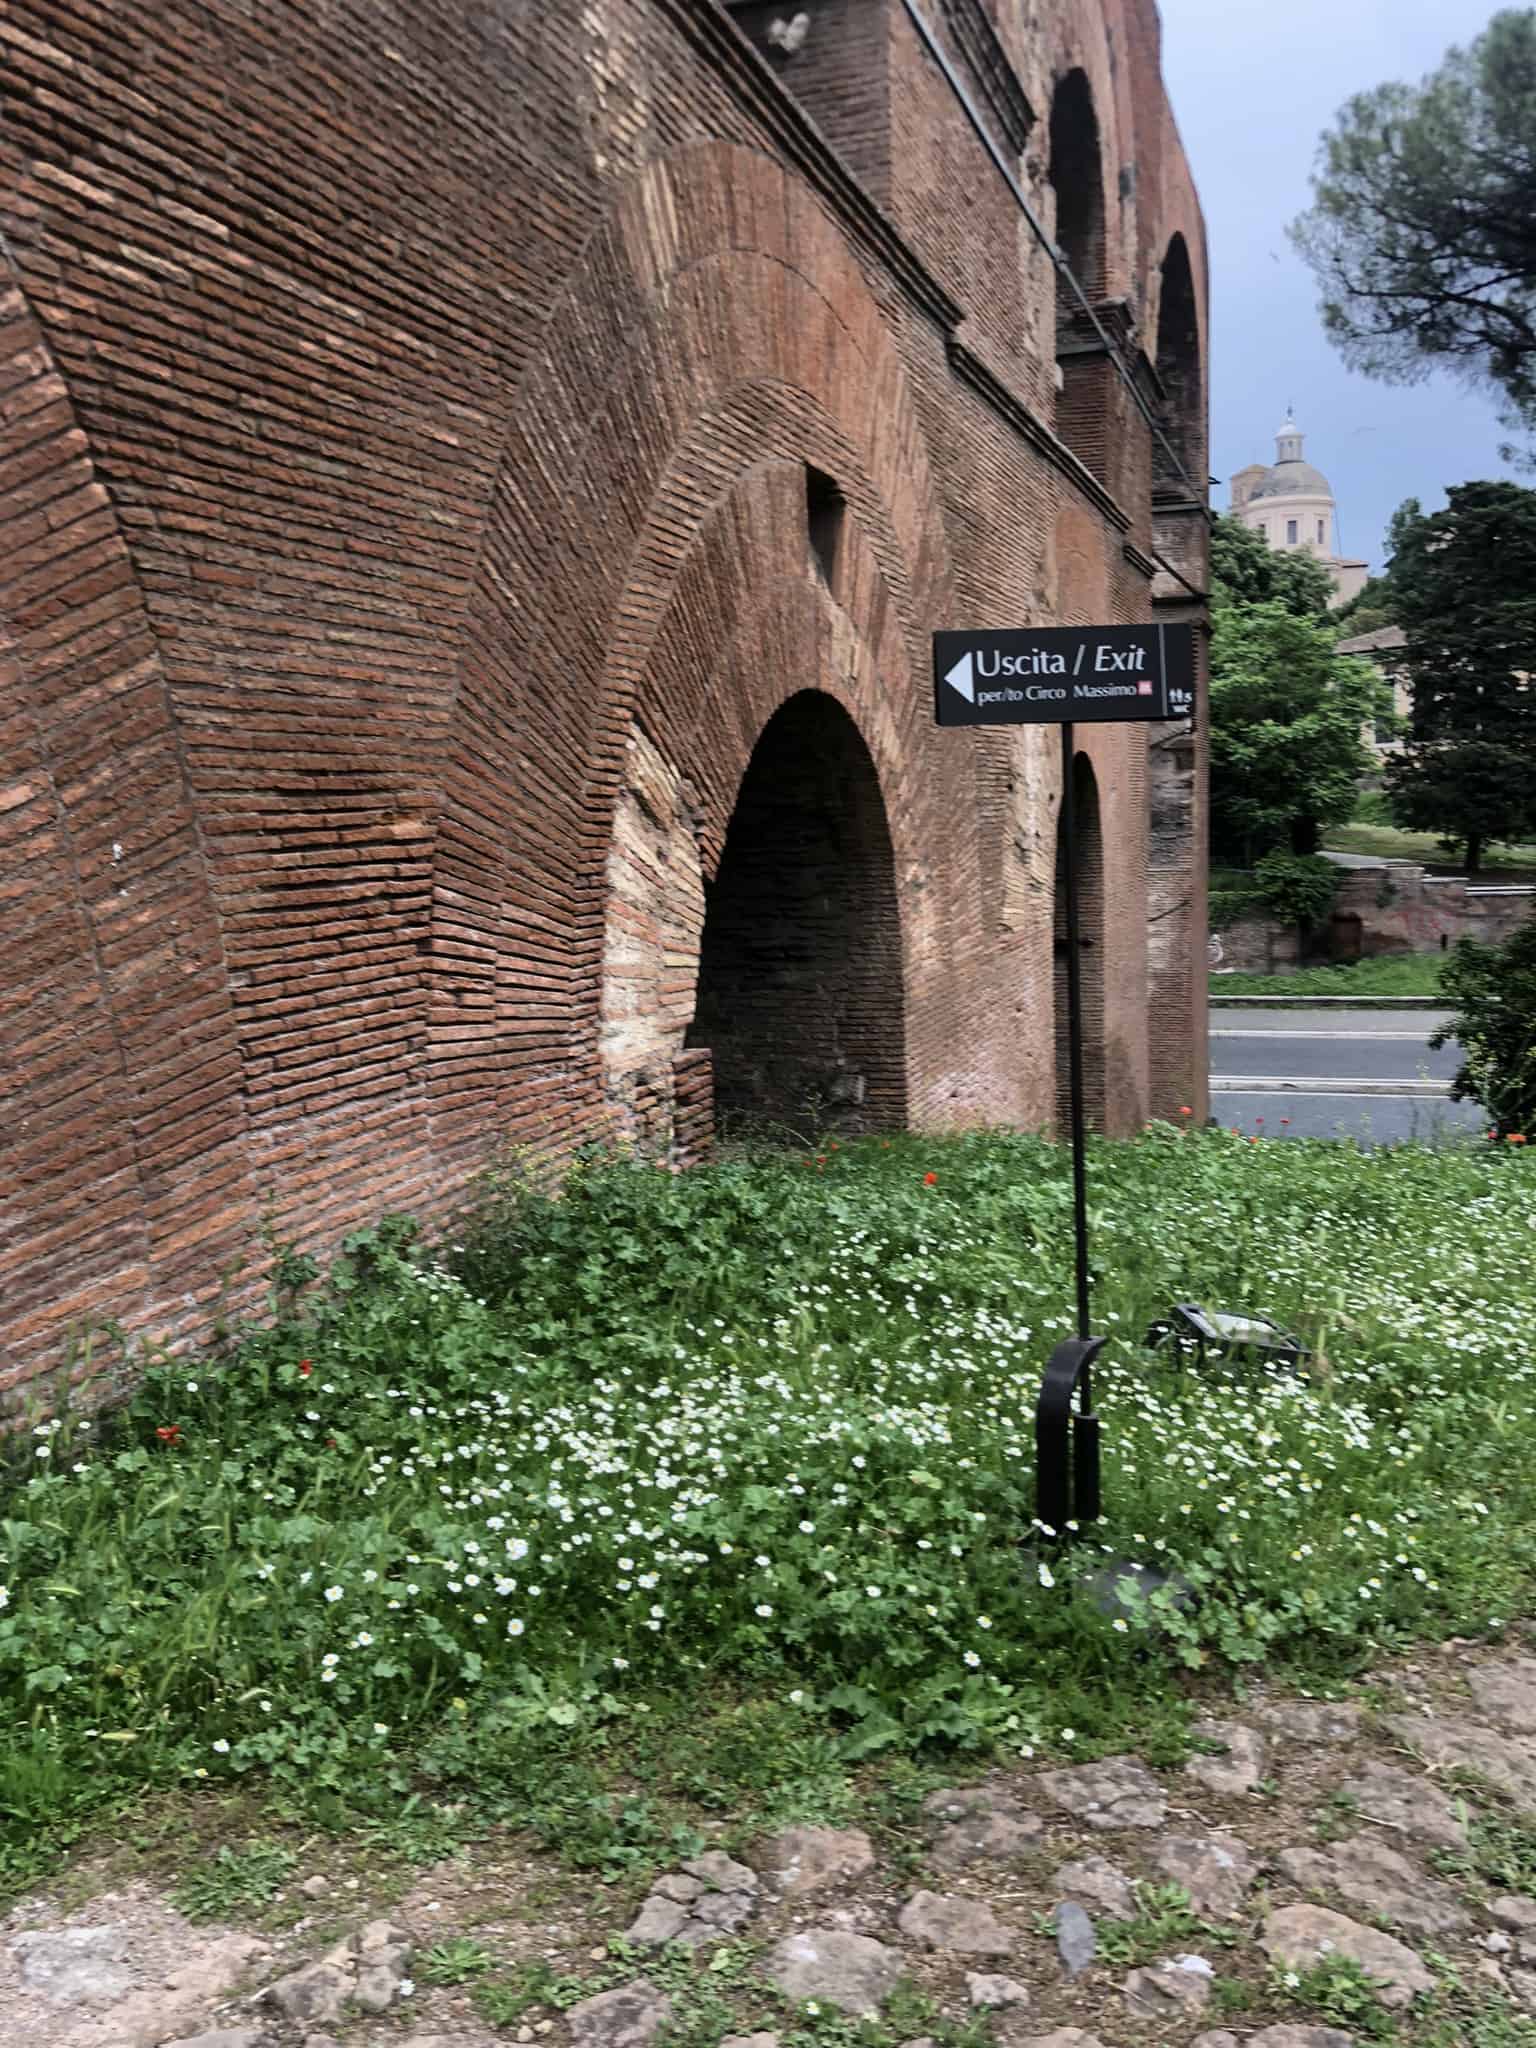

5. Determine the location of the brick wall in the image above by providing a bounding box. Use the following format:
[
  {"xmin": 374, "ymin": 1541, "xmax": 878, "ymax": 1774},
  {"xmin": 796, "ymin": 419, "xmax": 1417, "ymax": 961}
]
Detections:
[{"xmin": 0, "ymin": 0, "xmax": 1209, "ymax": 1396}]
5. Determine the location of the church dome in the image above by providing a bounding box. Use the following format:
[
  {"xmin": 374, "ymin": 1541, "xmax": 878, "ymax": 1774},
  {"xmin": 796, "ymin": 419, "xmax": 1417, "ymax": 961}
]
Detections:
[
  {"xmin": 1247, "ymin": 414, "xmax": 1331, "ymax": 499},
  {"xmin": 1249, "ymin": 459, "xmax": 1332, "ymax": 499}
]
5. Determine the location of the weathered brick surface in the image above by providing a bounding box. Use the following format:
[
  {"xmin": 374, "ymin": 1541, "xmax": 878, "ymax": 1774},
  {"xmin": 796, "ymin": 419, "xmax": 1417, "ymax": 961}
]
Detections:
[{"xmin": 0, "ymin": 0, "xmax": 1208, "ymax": 1392}]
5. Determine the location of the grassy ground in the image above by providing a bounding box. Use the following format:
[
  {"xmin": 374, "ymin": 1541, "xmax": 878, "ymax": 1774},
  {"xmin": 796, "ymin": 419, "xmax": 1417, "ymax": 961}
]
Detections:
[
  {"xmin": 1324, "ymin": 820, "xmax": 1536, "ymax": 876},
  {"xmin": 4, "ymin": 1131, "xmax": 1534, "ymax": 1910},
  {"xmin": 1211, "ymin": 955, "xmax": 1446, "ymax": 998}
]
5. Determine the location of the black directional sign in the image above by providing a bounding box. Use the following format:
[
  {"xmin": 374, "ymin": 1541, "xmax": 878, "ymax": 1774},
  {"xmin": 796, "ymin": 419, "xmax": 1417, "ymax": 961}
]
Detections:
[{"xmin": 934, "ymin": 623, "xmax": 1196, "ymax": 726}]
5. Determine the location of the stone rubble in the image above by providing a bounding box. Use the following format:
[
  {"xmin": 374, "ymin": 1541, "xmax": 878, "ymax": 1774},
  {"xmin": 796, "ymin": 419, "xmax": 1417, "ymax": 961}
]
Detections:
[
  {"xmin": 1274, "ymin": 1830, "xmax": 1471, "ymax": 1933},
  {"xmin": 1338, "ymin": 1757, "xmax": 1471, "ymax": 1850},
  {"xmin": 764, "ymin": 1930, "xmax": 903, "ymax": 2015},
  {"xmin": 567, "ymin": 1982, "xmax": 673, "ymax": 2048},
  {"xmin": 1185, "ymin": 1718, "xmax": 1268, "ymax": 1796},
  {"xmin": 1254, "ymin": 1700, "xmax": 1363, "ymax": 1746},
  {"xmin": 964, "ymin": 1972, "xmax": 1031, "ymax": 2009},
  {"xmin": 896, "ymin": 1892, "xmax": 1014, "ymax": 1955},
  {"xmin": 1384, "ymin": 1711, "xmax": 1536, "ymax": 1814},
  {"xmin": 1260, "ymin": 1902, "xmax": 1435, "ymax": 2008},
  {"xmin": 1153, "ymin": 1833, "xmax": 1257, "ymax": 1918},
  {"xmin": 624, "ymin": 1853, "xmax": 759, "ymax": 1949},
  {"xmin": 1050, "ymin": 1855, "xmax": 1135, "ymax": 1920},
  {"xmin": 754, "ymin": 1828, "xmax": 874, "ymax": 1900},
  {"xmin": 1122, "ymin": 1954, "xmax": 1213, "ymax": 2018},
  {"xmin": 1037, "ymin": 1756, "xmax": 1167, "ymax": 1830},
  {"xmin": 262, "ymin": 1918, "xmax": 411, "ymax": 2024},
  {"xmin": 8, "ymin": 1645, "xmax": 1536, "ymax": 2047},
  {"xmin": 1052, "ymin": 1901, "xmax": 1095, "ymax": 1978}
]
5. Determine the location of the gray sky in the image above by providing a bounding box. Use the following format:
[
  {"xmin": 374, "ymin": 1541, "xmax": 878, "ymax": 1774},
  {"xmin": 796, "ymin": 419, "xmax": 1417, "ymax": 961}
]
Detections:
[{"xmin": 1158, "ymin": 0, "xmax": 1518, "ymax": 574}]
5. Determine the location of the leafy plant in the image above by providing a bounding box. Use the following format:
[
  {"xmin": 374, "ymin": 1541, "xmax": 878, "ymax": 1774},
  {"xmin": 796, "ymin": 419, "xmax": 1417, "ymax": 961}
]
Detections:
[
  {"xmin": 1279, "ymin": 1952, "xmax": 1399, "ymax": 2039},
  {"xmin": 419, "ymin": 1937, "xmax": 495, "ymax": 1985},
  {"xmin": 3, "ymin": 1131, "xmax": 1536, "ymax": 1893},
  {"xmin": 171, "ymin": 1841, "xmax": 297, "ymax": 1921},
  {"xmin": 1094, "ymin": 1881, "xmax": 1226, "ymax": 1967},
  {"xmin": 1434, "ymin": 924, "xmax": 1536, "ymax": 1139},
  {"xmin": 1252, "ymin": 850, "xmax": 1340, "ymax": 934}
]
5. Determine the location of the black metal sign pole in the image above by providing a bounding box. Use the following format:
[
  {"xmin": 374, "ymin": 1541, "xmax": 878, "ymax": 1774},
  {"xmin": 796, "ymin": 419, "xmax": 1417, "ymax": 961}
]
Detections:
[
  {"xmin": 1059, "ymin": 721, "xmax": 1093, "ymax": 1359},
  {"xmin": 932, "ymin": 620, "xmax": 1196, "ymax": 1535}
]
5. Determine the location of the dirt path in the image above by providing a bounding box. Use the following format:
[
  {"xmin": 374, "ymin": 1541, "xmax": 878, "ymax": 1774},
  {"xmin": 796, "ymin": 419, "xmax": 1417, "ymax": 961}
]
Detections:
[{"xmin": 5, "ymin": 1635, "xmax": 1536, "ymax": 2048}]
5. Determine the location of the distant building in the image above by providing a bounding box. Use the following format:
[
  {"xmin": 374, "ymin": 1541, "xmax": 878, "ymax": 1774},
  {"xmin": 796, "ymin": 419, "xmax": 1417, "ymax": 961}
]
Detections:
[
  {"xmin": 1230, "ymin": 416, "xmax": 1370, "ymax": 606},
  {"xmin": 1337, "ymin": 624, "xmax": 1410, "ymax": 759}
]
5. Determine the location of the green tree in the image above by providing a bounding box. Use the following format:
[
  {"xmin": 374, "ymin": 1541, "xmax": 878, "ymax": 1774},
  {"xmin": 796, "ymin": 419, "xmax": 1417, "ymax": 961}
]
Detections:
[
  {"xmin": 1433, "ymin": 924, "xmax": 1536, "ymax": 1138},
  {"xmin": 1382, "ymin": 481, "xmax": 1536, "ymax": 872},
  {"xmin": 1291, "ymin": 10, "xmax": 1536, "ymax": 451},
  {"xmin": 1208, "ymin": 513, "xmax": 1335, "ymax": 617},
  {"xmin": 1209, "ymin": 598, "xmax": 1377, "ymax": 863},
  {"xmin": 1332, "ymin": 575, "xmax": 1395, "ymax": 638}
]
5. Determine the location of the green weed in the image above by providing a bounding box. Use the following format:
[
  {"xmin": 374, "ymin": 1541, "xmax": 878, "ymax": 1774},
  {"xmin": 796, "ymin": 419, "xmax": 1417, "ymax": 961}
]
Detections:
[
  {"xmin": 1277, "ymin": 1953, "xmax": 1399, "ymax": 2040},
  {"xmin": 1094, "ymin": 1881, "xmax": 1228, "ymax": 1967},
  {"xmin": 2, "ymin": 1132, "xmax": 1535, "ymax": 1890},
  {"xmin": 170, "ymin": 1841, "xmax": 296, "ymax": 1921},
  {"xmin": 419, "ymin": 1937, "xmax": 495, "ymax": 1985}
]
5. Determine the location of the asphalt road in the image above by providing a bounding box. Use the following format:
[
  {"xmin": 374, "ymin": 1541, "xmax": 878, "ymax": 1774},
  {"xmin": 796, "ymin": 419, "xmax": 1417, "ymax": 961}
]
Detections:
[{"xmin": 1209, "ymin": 1006, "xmax": 1485, "ymax": 1145}]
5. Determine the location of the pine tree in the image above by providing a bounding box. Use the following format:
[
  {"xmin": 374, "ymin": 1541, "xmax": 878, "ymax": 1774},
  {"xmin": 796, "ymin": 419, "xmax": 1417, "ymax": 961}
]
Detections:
[
  {"xmin": 1292, "ymin": 11, "xmax": 1536, "ymax": 454},
  {"xmin": 1383, "ymin": 482, "xmax": 1536, "ymax": 873}
]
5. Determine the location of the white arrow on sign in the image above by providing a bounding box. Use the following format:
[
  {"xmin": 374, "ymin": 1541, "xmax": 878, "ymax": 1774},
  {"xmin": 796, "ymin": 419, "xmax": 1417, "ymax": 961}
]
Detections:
[{"xmin": 944, "ymin": 649, "xmax": 975, "ymax": 703}]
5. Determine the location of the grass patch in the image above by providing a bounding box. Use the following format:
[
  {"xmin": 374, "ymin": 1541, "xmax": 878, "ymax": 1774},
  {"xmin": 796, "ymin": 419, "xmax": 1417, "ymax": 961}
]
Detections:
[
  {"xmin": 3, "ymin": 1131, "xmax": 1536, "ymax": 1896},
  {"xmin": 170, "ymin": 1840, "xmax": 296, "ymax": 1921},
  {"xmin": 1278, "ymin": 1953, "xmax": 1398, "ymax": 2039},
  {"xmin": 1212, "ymin": 954, "xmax": 1446, "ymax": 999},
  {"xmin": 1090, "ymin": 1881, "xmax": 1228, "ymax": 1967},
  {"xmin": 1324, "ymin": 821, "xmax": 1536, "ymax": 875}
]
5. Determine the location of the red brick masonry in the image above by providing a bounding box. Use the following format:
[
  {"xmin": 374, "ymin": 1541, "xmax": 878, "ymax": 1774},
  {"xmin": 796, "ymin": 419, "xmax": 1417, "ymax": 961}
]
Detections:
[{"xmin": 0, "ymin": 0, "xmax": 1209, "ymax": 1394}]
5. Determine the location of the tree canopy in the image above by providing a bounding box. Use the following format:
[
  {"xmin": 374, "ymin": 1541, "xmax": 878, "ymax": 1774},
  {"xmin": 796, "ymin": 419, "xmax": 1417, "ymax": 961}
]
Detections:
[
  {"xmin": 1332, "ymin": 575, "xmax": 1396, "ymax": 638},
  {"xmin": 1383, "ymin": 480, "xmax": 1536, "ymax": 870},
  {"xmin": 1291, "ymin": 10, "xmax": 1536, "ymax": 450},
  {"xmin": 1208, "ymin": 562, "xmax": 1377, "ymax": 863},
  {"xmin": 1208, "ymin": 513, "xmax": 1335, "ymax": 617}
]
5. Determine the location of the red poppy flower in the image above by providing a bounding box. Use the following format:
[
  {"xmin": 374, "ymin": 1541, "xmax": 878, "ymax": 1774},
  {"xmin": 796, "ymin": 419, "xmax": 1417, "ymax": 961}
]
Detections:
[
  {"xmin": 1178, "ymin": 1106, "xmax": 1192, "ymax": 1116},
  {"xmin": 924, "ymin": 1171, "xmax": 938, "ymax": 1186},
  {"xmin": 1509, "ymin": 1133, "xmax": 1528, "ymax": 1145},
  {"xmin": 298, "ymin": 1359, "xmax": 313, "ymax": 1377},
  {"xmin": 155, "ymin": 1424, "xmax": 181, "ymax": 1445}
]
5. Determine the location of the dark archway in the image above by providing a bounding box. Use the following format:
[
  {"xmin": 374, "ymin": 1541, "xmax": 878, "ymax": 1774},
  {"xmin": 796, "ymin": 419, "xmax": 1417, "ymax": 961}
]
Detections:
[
  {"xmin": 1049, "ymin": 69, "xmax": 1110, "ymax": 474},
  {"xmin": 1053, "ymin": 752, "xmax": 1106, "ymax": 1135},
  {"xmin": 1154, "ymin": 233, "xmax": 1201, "ymax": 495},
  {"xmin": 1049, "ymin": 70, "xmax": 1106, "ymax": 308},
  {"xmin": 687, "ymin": 691, "xmax": 906, "ymax": 1136}
]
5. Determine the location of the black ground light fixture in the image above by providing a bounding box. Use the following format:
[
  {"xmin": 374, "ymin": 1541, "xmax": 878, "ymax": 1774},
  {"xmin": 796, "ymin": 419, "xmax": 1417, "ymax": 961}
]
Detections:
[
  {"xmin": 1144, "ymin": 1301, "xmax": 1310, "ymax": 1373},
  {"xmin": 933, "ymin": 620, "xmax": 1197, "ymax": 1541}
]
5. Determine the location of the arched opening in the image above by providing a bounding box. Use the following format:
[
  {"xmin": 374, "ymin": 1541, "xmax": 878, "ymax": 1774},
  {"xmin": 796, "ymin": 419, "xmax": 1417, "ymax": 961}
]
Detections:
[
  {"xmin": 687, "ymin": 691, "xmax": 906, "ymax": 1137},
  {"xmin": 1049, "ymin": 70, "xmax": 1106, "ymax": 309},
  {"xmin": 1053, "ymin": 753, "xmax": 1106, "ymax": 1135},
  {"xmin": 1154, "ymin": 234, "xmax": 1201, "ymax": 496},
  {"xmin": 1049, "ymin": 70, "xmax": 1110, "ymax": 474}
]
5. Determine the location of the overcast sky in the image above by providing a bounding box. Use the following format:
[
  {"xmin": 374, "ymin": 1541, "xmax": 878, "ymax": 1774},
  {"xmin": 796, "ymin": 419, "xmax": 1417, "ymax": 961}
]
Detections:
[{"xmin": 1158, "ymin": 0, "xmax": 1518, "ymax": 574}]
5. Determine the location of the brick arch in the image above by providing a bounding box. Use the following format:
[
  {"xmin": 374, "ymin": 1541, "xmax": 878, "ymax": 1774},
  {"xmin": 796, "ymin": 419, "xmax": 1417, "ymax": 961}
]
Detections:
[
  {"xmin": 1151, "ymin": 231, "xmax": 1205, "ymax": 495},
  {"xmin": 0, "ymin": 277, "xmax": 252, "ymax": 1394},
  {"xmin": 1048, "ymin": 68, "xmax": 1109, "ymax": 303},
  {"xmin": 427, "ymin": 141, "xmax": 961, "ymax": 1155},
  {"xmin": 689, "ymin": 686, "xmax": 906, "ymax": 1140},
  {"xmin": 594, "ymin": 459, "xmax": 925, "ymax": 1146}
]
